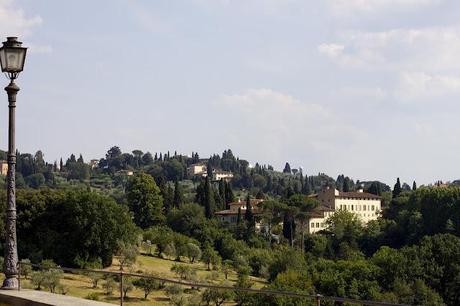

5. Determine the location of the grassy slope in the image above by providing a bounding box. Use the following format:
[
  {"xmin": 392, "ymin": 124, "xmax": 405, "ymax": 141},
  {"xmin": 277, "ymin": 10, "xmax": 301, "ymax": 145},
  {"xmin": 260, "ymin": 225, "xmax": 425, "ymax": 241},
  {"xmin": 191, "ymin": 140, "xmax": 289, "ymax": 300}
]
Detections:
[{"xmin": 18, "ymin": 254, "xmax": 267, "ymax": 306}]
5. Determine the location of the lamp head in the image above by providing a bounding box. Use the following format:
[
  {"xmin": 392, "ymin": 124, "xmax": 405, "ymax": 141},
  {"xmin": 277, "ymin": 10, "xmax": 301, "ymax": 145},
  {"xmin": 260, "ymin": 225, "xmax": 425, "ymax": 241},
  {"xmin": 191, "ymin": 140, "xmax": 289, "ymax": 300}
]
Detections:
[{"xmin": 0, "ymin": 37, "xmax": 27, "ymax": 80}]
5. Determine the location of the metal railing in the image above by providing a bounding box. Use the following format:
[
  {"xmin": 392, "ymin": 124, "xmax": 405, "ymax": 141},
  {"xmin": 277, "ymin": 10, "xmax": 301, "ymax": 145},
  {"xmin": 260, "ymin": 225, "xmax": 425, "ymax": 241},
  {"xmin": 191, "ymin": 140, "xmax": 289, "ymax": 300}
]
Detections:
[{"xmin": 18, "ymin": 262, "xmax": 410, "ymax": 306}]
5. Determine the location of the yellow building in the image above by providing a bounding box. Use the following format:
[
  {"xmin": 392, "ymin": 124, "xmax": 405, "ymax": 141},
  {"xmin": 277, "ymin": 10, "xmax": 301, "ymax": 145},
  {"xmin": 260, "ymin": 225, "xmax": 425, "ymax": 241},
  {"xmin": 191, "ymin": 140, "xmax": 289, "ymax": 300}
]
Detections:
[
  {"xmin": 0, "ymin": 160, "xmax": 8, "ymax": 176},
  {"xmin": 307, "ymin": 187, "xmax": 381, "ymax": 234},
  {"xmin": 187, "ymin": 163, "xmax": 207, "ymax": 176}
]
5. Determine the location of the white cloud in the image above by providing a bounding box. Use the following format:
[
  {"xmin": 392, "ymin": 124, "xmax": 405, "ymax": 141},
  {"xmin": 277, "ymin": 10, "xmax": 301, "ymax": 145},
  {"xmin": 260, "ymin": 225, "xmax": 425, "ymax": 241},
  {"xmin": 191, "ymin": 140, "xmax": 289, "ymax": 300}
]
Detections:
[
  {"xmin": 317, "ymin": 43, "xmax": 344, "ymax": 58},
  {"xmin": 328, "ymin": 0, "xmax": 442, "ymax": 14},
  {"xmin": 318, "ymin": 26, "xmax": 460, "ymax": 71},
  {"xmin": 0, "ymin": 0, "xmax": 42, "ymax": 37},
  {"xmin": 398, "ymin": 71, "xmax": 460, "ymax": 98},
  {"xmin": 215, "ymin": 89, "xmax": 365, "ymax": 163},
  {"xmin": 192, "ymin": 0, "xmax": 303, "ymax": 15}
]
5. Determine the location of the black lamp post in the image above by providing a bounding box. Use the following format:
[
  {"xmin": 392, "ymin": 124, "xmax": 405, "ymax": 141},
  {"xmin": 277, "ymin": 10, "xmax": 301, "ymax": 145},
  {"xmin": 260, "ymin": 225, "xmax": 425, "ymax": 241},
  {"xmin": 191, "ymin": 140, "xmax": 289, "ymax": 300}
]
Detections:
[{"xmin": 0, "ymin": 37, "xmax": 27, "ymax": 290}]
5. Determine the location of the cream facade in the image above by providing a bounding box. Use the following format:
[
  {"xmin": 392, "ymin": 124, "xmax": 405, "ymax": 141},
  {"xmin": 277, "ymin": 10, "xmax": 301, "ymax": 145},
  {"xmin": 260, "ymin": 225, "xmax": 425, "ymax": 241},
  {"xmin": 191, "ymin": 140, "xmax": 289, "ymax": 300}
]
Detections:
[
  {"xmin": 307, "ymin": 187, "xmax": 381, "ymax": 234},
  {"xmin": 187, "ymin": 163, "xmax": 233, "ymax": 181},
  {"xmin": 187, "ymin": 163, "xmax": 207, "ymax": 176},
  {"xmin": 212, "ymin": 170, "xmax": 234, "ymax": 182},
  {"xmin": 0, "ymin": 160, "xmax": 7, "ymax": 176}
]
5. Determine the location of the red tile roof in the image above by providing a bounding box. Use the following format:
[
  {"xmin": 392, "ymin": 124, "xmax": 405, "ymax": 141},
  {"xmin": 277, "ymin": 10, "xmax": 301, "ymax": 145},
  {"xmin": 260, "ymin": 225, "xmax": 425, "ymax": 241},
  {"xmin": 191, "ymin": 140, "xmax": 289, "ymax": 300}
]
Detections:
[{"xmin": 337, "ymin": 191, "xmax": 380, "ymax": 199}]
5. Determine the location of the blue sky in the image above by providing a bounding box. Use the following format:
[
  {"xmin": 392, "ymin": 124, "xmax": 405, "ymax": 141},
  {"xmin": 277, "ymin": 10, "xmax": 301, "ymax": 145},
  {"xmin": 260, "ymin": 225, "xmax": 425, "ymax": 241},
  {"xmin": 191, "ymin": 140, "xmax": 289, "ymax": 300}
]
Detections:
[{"xmin": 1, "ymin": 0, "xmax": 460, "ymax": 185}]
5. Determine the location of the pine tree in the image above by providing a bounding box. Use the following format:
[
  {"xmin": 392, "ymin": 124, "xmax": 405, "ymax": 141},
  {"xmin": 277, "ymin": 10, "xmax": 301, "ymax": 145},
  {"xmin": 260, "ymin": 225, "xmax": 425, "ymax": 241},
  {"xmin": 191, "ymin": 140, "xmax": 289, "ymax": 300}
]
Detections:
[
  {"xmin": 393, "ymin": 177, "xmax": 402, "ymax": 198},
  {"xmin": 173, "ymin": 180, "xmax": 183, "ymax": 208},
  {"xmin": 412, "ymin": 181, "xmax": 417, "ymax": 191},
  {"xmin": 77, "ymin": 154, "xmax": 84, "ymax": 163},
  {"xmin": 59, "ymin": 158, "xmax": 64, "ymax": 172}
]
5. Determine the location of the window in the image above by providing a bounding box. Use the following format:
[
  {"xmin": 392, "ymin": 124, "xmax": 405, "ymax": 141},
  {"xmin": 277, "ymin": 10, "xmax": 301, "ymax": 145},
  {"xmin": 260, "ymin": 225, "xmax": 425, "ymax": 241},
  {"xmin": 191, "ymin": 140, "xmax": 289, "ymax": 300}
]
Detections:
[
  {"xmin": 311, "ymin": 222, "xmax": 314, "ymax": 228},
  {"xmin": 316, "ymin": 222, "xmax": 320, "ymax": 228},
  {"xmin": 363, "ymin": 205, "xmax": 366, "ymax": 211},
  {"xmin": 371, "ymin": 205, "xmax": 375, "ymax": 211},
  {"xmin": 351, "ymin": 205, "xmax": 354, "ymax": 211}
]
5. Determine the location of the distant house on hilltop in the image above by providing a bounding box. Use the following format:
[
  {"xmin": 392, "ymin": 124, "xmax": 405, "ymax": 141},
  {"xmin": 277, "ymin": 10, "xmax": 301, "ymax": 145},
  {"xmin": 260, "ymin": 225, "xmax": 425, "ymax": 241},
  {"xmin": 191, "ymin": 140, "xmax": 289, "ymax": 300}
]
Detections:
[
  {"xmin": 187, "ymin": 163, "xmax": 234, "ymax": 181},
  {"xmin": 187, "ymin": 163, "xmax": 207, "ymax": 176},
  {"xmin": 89, "ymin": 159, "xmax": 99, "ymax": 169},
  {"xmin": 211, "ymin": 169, "xmax": 234, "ymax": 182},
  {"xmin": 215, "ymin": 198, "xmax": 264, "ymax": 228},
  {"xmin": 306, "ymin": 186, "xmax": 381, "ymax": 234}
]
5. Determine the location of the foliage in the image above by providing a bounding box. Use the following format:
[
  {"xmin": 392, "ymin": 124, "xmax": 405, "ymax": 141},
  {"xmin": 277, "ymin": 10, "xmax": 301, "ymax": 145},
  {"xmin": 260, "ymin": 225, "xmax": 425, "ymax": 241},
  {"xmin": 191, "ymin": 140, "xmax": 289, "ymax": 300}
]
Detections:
[
  {"xmin": 185, "ymin": 243, "xmax": 202, "ymax": 263},
  {"xmin": 117, "ymin": 240, "xmax": 138, "ymax": 270},
  {"xmin": 20, "ymin": 258, "xmax": 32, "ymax": 279},
  {"xmin": 126, "ymin": 172, "xmax": 164, "ymax": 228},
  {"xmin": 8, "ymin": 189, "xmax": 137, "ymax": 268},
  {"xmin": 103, "ymin": 277, "xmax": 116, "ymax": 295},
  {"xmin": 202, "ymin": 281, "xmax": 234, "ymax": 306},
  {"xmin": 133, "ymin": 276, "xmax": 161, "ymax": 300}
]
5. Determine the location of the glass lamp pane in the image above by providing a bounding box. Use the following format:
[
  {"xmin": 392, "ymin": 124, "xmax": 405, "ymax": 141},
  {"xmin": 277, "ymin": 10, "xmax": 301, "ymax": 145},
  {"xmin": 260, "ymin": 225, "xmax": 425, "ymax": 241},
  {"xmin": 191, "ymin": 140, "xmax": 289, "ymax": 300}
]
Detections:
[
  {"xmin": 17, "ymin": 48, "xmax": 26, "ymax": 70},
  {"xmin": 5, "ymin": 49, "xmax": 23, "ymax": 72},
  {"xmin": 0, "ymin": 48, "xmax": 5, "ymax": 72}
]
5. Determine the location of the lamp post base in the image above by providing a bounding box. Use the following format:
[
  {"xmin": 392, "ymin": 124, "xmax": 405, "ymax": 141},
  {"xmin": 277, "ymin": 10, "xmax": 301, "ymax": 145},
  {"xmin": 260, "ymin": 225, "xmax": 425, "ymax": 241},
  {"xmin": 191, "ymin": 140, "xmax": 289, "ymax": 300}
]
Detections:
[{"xmin": 2, "ymin": 276, "xmax": 18, "ymax": 290}]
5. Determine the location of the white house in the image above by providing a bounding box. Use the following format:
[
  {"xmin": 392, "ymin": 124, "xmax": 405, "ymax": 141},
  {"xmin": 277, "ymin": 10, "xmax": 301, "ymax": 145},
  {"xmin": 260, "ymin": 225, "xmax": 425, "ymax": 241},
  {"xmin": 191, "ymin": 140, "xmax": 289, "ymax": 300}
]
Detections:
[{"xmin": 307, "ymin": 187, "xmax": 381, "ymax": 234}]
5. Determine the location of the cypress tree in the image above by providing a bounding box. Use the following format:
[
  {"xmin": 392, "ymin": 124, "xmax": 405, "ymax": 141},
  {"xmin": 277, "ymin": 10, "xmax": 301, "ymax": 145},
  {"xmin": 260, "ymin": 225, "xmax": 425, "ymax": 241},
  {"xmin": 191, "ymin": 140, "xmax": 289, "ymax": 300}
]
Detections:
[
  {"xmin": 343, "ymin": 177, "xmax": 351, "ymax": 192},
  {"xmin": 173, "ymin": 179, "xmax": 183, "ymax": 208},
  {"xmin": 224, "ymin": 181, "xmax": 235, "ymax": 208},
  {"xmin": 244, "ymin": 194, "xmax": 255, "ymax": 225},
  {"xmin": 336, "ymin": 174, "xmax": 344, "ymax": 191},
  {"xmin": 283, "ymin": 162, "xmax": 291, "ymax": 174},
  {"xmin": 59, "ymin": 158, "xmax": 64, "ymax": 172},
  {"xmin": 218, "ymin": 179, "xmax": 226, "ymax": 210},
  {"xmin": 412, "ymin": 181, "xmax": 417, "ymax": 191},
  {"xmin": 393, "ymin": 177, "xmax": 402, "ymax": 198},
  {"xmin": 244, "ymin": 194, "xmax": 255, "ymax": 240},
  {"xmin": 165, "ymin": 184, "xmax": 174, "ymax": 212},
  {"xmin": 368, "ymin": 182, "xmax": 379, "ymax": 195},
  {"xmin": 204, "ymin": 176, "xmax": 215, "ymax": 218},
  {"xmin": 207, "ymin": 162, "xmax": 213, "ymax": 179},
  {"xmin": 299, "ymin": 171, "xmax": 304, "ymax": 191}
]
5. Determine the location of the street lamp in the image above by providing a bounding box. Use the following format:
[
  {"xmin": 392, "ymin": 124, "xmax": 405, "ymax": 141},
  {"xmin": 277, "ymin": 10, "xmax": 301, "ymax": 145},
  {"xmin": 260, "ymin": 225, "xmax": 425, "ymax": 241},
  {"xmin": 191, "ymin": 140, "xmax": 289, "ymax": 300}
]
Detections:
[{"xmin": 0, "ymin": 37, "xmax": 27, "ymax": 290}]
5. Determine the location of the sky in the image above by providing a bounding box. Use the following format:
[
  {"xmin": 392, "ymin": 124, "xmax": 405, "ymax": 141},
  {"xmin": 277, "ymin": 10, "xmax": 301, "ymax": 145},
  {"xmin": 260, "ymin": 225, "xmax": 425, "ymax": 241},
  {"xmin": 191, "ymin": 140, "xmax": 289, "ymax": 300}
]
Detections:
[{"xmin": 1, "ymin": 0, "xmax": 460, "ymax": 185}]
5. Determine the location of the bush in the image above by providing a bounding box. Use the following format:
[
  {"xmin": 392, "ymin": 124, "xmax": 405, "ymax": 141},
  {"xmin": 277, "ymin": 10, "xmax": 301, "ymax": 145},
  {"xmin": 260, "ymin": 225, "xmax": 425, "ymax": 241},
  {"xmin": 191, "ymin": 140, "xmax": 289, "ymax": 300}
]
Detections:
[{"xmin": 86, "ymin": 292, "xmax": 100, "ymax": 301}]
